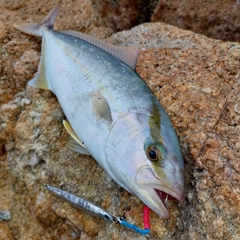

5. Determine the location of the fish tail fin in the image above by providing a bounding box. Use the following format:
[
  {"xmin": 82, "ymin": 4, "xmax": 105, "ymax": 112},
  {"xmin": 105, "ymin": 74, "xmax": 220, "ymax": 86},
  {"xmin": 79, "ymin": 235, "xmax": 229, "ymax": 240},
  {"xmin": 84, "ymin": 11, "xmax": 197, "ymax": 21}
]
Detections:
[{"xmin": 14, "ymin": 1, "xmax": 62, "ymax": 36}]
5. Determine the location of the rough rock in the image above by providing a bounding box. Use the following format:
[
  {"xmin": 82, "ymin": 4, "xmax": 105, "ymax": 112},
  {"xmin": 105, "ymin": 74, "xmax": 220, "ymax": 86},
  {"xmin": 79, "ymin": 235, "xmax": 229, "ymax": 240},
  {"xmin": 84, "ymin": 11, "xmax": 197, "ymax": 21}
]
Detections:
[
  {"xmin": 0, "ymin": 223, "xmax": 14, "ymax": 240},
  {"xmin": 1, "ymin": 1, "xmax": 240, "ymax": 240},
  {"xmin": 91, "ymin": 0, "xmax": 157, "ymax": 32},
  {"xmin": 151, "ymin": 0, "xmax": 240, "ymax": 42}
]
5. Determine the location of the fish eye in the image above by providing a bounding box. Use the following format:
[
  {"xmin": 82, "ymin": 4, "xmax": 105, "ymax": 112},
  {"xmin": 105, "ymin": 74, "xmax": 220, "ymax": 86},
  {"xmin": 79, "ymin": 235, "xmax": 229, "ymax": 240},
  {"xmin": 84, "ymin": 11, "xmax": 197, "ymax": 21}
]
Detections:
[{"xmin": 146, "ymin": 146, "xmax": 158, "ymax": 162}]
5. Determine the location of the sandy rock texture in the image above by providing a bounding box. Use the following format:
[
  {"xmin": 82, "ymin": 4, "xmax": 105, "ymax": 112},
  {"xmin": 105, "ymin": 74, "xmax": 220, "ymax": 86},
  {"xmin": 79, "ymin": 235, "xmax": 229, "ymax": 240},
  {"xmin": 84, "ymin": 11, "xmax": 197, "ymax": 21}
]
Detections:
[
  {"xmin": 91, "ymin": 0, "xmax": 158, "ymax": 32},
  {"xmin": 1, "ymin": 0, "xmax": 240, "ymax": 239},
  {"xmin": 151, "ymin": 0, "xmax": 240, "ymax": 42}
]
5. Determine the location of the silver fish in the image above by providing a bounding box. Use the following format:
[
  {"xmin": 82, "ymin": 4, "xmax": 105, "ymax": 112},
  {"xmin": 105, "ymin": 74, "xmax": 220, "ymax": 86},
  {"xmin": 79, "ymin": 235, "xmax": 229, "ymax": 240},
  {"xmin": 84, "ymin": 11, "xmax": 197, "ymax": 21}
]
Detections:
[{"xmin": 15, "ymin": 2, "xmax": 184, "ymax": 219}]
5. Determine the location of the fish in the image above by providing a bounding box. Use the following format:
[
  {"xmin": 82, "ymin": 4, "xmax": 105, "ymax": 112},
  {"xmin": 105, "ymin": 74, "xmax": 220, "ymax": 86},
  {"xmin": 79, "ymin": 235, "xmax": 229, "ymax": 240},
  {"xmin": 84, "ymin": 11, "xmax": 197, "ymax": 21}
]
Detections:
[{"xmin": 14, "ymin": 2, "xmax": 184, "ymax": 219}]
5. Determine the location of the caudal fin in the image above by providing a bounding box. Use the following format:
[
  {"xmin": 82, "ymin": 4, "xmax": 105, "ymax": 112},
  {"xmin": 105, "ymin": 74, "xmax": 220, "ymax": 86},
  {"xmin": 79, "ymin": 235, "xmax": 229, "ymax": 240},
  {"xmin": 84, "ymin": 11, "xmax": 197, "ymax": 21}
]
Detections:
[{"xmin": 14, "ymin": 2, "xmax": 62, "ymax": 36}]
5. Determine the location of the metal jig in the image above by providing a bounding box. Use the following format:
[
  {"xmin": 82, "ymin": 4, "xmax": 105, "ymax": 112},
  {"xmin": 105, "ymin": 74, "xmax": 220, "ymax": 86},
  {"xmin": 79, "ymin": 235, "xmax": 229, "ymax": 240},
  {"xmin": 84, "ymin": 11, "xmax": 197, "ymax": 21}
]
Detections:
[{"xmin": 45, "ymin": 184, "xmax": 150, "ymax": 235}]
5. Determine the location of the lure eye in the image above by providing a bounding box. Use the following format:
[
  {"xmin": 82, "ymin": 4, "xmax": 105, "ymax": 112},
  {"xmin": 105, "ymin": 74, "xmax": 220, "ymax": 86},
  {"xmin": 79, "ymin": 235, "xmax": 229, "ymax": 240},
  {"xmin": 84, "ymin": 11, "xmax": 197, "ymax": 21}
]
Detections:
[{"xmin": 146, "ymin": 146, "xmax": 158, "ymax": 162}]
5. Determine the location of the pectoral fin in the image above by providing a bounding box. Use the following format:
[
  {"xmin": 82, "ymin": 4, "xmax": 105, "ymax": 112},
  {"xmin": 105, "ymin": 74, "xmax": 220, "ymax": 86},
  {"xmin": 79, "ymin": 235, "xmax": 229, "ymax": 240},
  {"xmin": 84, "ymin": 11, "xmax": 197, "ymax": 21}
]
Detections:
[
  {"xmin": 63, "ymin": 120, "xmax": 90, "ymax": 155},
  {"xmin": 92, "ymin": 92, "xmax": 112, "ymax": 123}
]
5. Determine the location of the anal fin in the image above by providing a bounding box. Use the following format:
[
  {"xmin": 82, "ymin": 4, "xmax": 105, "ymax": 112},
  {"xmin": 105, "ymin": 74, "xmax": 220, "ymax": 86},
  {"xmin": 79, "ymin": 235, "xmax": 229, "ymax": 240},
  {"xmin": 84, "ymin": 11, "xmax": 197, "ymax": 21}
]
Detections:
[{"xmin": 63, "ymin": 120, "xmax": 90, "ymax": 155}]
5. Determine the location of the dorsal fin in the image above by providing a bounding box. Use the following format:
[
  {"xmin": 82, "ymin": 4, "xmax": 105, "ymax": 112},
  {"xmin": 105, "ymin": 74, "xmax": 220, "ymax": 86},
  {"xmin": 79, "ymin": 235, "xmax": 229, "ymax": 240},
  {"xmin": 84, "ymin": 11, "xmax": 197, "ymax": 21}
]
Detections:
[{"xmin": 60, "ymin": 30, "xmax": 139, "ymax": 69}]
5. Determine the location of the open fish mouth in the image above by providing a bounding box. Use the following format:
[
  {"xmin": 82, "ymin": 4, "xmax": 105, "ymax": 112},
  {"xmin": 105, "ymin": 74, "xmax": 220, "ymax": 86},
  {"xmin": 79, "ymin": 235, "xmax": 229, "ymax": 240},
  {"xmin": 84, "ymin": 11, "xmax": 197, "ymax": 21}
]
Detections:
[
  {"xmin": 134, "ymin": 165, "xmax": 184, "ymax": 219},
  {"xmin": 154, "ymin": 188, "xmax": 184, "ymax": 213},
  {"xmin": 155, "ymin": 189, "xmax": 179, "ymax": 205},
  {"xmin": 141, "ymin": 188, "xmax": 183, "ymax": 219},
  {"xmin": 152, "ymin": 187, "xmax": 184, "ymax": 219},
  {"xmin": 155, "ymin": 187, "xmax": 184, "ymax": 203},
  {"xmin": 131, "ymin": 183, "xmax": 184, "ymax": 219}
]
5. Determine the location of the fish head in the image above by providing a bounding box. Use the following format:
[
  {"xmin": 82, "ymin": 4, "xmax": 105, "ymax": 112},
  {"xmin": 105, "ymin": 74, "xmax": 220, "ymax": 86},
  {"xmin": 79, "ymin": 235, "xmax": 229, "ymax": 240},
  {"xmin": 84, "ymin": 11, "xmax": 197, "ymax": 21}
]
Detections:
[{"xmin": 105, "ymin": 110, "xmax": 184, "ymax": 219}]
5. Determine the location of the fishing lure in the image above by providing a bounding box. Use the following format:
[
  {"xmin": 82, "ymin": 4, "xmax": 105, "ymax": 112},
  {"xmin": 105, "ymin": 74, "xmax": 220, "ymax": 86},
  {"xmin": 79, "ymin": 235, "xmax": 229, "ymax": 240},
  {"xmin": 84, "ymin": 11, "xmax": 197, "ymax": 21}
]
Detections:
[{"xmin": 46, "ymin": 184, "xmax": 150, "ymax": 235}]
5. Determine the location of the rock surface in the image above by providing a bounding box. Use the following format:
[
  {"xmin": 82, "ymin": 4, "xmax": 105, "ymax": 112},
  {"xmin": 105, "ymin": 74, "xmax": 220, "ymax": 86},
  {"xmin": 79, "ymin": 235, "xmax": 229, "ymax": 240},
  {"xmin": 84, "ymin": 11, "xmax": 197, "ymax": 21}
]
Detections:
[
  {"xmin": 91, "ymin": 0, "xmax": 157, "ymax": 32},
  {"xmin": 1, "ymin": 1, "xmax": 240, "ymax": 240},
  {"xmin": 151, "ymin": 0, "xmax": 240, "ymax": 42}
]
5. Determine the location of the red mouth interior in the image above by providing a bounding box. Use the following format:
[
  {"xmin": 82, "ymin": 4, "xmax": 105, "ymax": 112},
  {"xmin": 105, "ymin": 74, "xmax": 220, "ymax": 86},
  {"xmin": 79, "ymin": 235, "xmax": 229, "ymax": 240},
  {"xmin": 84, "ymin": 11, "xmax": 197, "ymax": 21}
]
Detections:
[{"xmin": 155, "ymin": 189, "xmax": 178, "ymax": 205}]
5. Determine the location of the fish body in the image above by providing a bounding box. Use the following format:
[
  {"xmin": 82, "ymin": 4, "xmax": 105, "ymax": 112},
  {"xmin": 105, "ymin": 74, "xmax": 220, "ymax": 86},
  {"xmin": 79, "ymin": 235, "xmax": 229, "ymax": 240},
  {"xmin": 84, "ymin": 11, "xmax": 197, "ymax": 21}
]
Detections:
[{"xmin": 15, "ymin": 3, "xmax": 184, "ymax": 218}]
